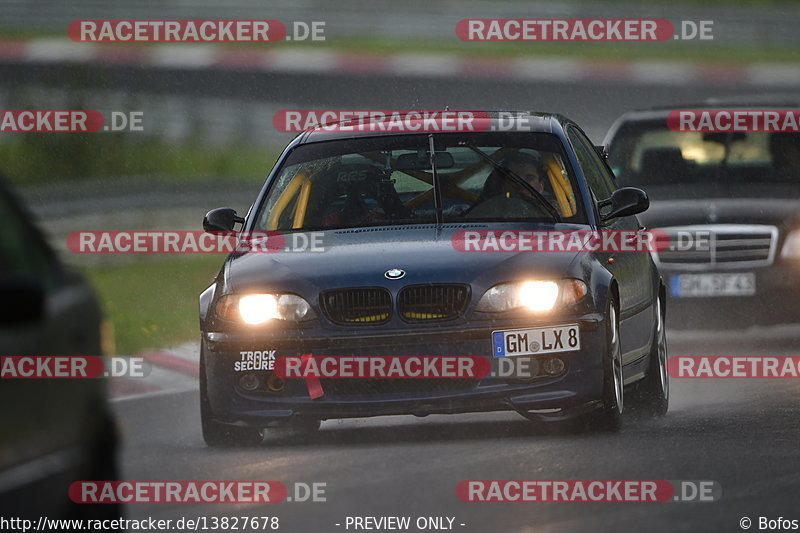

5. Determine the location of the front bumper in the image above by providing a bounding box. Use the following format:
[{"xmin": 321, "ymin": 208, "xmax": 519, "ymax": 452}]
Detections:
[{"xmin": 201, "ymin": 313, "xmax": 608, "ymax": 426}]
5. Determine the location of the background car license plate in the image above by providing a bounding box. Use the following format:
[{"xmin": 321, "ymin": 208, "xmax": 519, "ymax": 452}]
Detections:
[
  {"xmin": 492, "ymin": 325, "xmax": 580, "ymax": 357},
  {"xmin": 671, "ymin": 273, "xmax": 756, "ymax": 297}
]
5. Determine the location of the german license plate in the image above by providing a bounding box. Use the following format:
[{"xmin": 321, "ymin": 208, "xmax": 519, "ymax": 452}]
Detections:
[
  {"xmin": 492, "ymin": 324, "xmax": 580, "ymax": 357},
  {"xmin": 671, "ymin": 273, "xmax": 756, "ymax": 297}
]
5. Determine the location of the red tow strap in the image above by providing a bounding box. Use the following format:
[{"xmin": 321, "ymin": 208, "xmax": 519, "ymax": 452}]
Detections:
[{"xmin": 301, "ymin": 353, "xmax": 324, "ymax": 399}]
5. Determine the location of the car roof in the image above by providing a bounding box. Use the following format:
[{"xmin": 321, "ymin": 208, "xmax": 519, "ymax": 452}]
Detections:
[
  {"xmin": 615, "ymin": 94, "xmax": 800, "ymax": 122},
  {"xmin": 296, "ymin": 111, "xmax": 567, "ymax": 143},
  {"xmin": 602, "ymin": 95, "xmax": 800, "ymax": 145}
]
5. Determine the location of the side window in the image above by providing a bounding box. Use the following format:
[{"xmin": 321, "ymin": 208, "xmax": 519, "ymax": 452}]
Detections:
[{"xmin": 568, "ymin": 127, "xmax": 616, "ymax": 201}]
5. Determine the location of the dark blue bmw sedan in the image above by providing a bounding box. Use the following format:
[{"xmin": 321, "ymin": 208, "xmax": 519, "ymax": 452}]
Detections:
[{"xmin": 198, "ymin": 111, "xmax": 668, "ymax": 445}]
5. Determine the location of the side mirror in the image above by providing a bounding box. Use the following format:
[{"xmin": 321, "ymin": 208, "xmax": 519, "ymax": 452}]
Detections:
[
  {"xmin": 594, "ymin": 145, "xmax": 609, "ymax": 161},
  {"xmin": 203, "ymin": 208, "xmax": 245, "ymax": 233},
  {"xmin": 598, "ymin": 187, "xmax": 649, "ymax": 222},
  {"xmin": 0, "ymin": 279, "xmax": 45, "ymax": 325}
]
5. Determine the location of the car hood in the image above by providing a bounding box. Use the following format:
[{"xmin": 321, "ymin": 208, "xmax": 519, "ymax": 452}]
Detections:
[{"xmin": 222, "ymin": 224, "xmax": 586, "ymax": 294}]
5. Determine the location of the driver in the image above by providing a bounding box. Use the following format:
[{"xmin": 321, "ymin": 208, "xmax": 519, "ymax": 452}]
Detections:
[{"xmin": 478, "ymin": 151, "xmax": 550, "ymax": 201}]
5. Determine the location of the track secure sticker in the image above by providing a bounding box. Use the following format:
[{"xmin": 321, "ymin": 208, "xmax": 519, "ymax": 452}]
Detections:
[{"xmin": 234, "ymin": 350, "xmax": 276, "ymax": 372}]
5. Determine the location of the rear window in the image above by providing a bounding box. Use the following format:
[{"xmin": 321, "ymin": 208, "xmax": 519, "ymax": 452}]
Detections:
[{"xmin": 607, "ymin": 120, "xmax": 800, "ymax": 187}]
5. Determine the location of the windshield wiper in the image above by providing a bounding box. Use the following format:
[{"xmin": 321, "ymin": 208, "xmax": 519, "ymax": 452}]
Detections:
[{"xmin": 457, "ymin": 141, "xmax": 561, "ymax": 222}]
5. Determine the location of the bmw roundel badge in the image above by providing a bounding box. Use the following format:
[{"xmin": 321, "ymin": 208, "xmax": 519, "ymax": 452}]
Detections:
[{"xmin": 384, "ymin": 268, "xmax": 406, "ymax": 280}]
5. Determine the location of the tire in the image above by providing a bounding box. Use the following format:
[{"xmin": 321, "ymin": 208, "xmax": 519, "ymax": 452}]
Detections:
[
  {"xmin": 200, "ymin": 346, "xmax": 263, "ymax": 447},
  {"xmin": 594, "ymin": 296, "xmax": 624, "ymax": 431},
  {"xmin": 631, "ymin": 295, "xmax": 669, "ymax": 417}
]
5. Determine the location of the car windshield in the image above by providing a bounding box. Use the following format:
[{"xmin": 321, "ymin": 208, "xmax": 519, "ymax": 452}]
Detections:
[
  {"xmin": 253, "ymin": 132, "xmax": 587, "ymax": 232},
  {"xmin": 608, "ymin": 120, "xmax": 800, "ymax": 192}
]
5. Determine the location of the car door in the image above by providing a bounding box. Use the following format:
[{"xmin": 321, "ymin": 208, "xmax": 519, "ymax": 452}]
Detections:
[
  {"xmin": 0, "ymin": 183, "xmax": 103, "ymax": 356},
  {"xmin": 0, "ymin": 181, "xmax": 113, "ymax": 519},
  {"xmin": 566, "ymin": 126, "xmax": 656, "ymax": 364}
]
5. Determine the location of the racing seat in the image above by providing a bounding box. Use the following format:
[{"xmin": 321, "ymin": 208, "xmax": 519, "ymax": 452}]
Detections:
[{"xmin": 308, "ymin": 163, "xmax": 409, "ymax": 227}]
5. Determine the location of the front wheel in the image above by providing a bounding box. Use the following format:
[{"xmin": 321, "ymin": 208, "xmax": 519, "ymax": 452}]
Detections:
[
  {"xmin": 200, "ymin": 347, "xmax": 263, "ymax": 447},
  {"xmin": 631, "ymin": 295, "xmax": 669, "ymax": 417},
  {"xmin": 594, "ymin": 297, "xmax": 624, "ymax": 431}
]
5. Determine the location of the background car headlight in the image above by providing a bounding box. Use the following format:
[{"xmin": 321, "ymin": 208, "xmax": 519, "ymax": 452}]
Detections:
[
  {"xmin": 781, "ymin": 229, "xmax": 800, "ymax": 259},
  {"xmin": 215, "ymin": 293, "xmax": 313, "ymax": 324},
  {"xmin": 476, "ymin": 280, "xmax": 587, "ymax": 313}
]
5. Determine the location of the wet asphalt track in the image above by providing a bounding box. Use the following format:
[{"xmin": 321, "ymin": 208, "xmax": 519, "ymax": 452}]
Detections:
[{"xmin": 111, "ymin": 327, "xmax": 800, "ymax": 533}]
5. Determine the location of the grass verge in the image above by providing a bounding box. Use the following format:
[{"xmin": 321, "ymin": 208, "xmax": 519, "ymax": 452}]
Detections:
[
  {"xmin": 79, "ymin": 255, "xmax": 224, "ymax": 354},
  {"xmin": 0, "ymin": 136, "xmax": 275, "ymax": 187},
  {"xmin": 287, "ymin": 37, "xmax": 800, "ymax": 65}
]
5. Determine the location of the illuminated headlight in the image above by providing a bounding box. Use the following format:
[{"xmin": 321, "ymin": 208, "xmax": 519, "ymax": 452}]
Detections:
[
  {"xmin": 476, "ymin": 280, "xmax": 587, "ymax": 313},
  {"xmin": 215, "ymin": 293, "xmax": 313, "ymax": 324},
  {"xmin": 781, "ymin": 230, "xmax": 800, "ymax": 259}
]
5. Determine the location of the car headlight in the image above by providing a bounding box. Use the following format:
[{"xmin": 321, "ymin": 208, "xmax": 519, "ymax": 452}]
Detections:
[
  {"xmin": 476, "ymin": 280, "xmax": 587, "ymax": 313},
  {"xmin": 215, "ymin": 293, "xmax": 313, "ymax": 324},
  {"xmin": 781, "ymin": 230, "xmax": 800, "ymax": 259}
]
